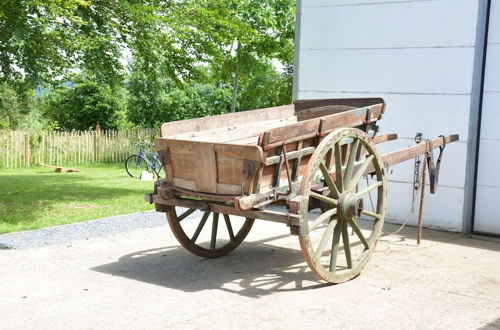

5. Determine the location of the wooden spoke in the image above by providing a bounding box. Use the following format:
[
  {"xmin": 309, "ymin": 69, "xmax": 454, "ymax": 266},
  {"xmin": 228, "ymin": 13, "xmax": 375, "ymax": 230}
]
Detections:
[
  {"xmin": 349, "ymin": 218, "xmax": 369, "ymax": 249},
  {"xmin": 191, "ymin": 210, "xmax": 210, "ymax": 243},
  {"xmin": 334, "ymin": 142, "xmax": 343, "ymax": 192},
  {"xmin": 210, "ymin": 212, "xmax": 219, "ymax": 250},
  {"xmin": 310, "ymin": 191, "xmax": 337, "ymax": 206},
  {"xmin": 177, "ymin": 208, "xmax": 196, "ymax": 222},
  {"xmin": 319, "ymin": 162, "xmax": 339, "ymax": 198},
  {"xmin": 167, "ymin": 206, "xmax": 254, "ymax": 259},
  {"xmin": 310, "ymin": 208, "xmax": 337, "ymax": 232},
  {"xmin": 362, "ymin": 210, "xmax": 381, "ymax": 219},
  {"xmin": 329, "ymin": 221, "xmax": 343, "ymax": 272},
  {"xmin": 314, "ymin": 219, "xmax": 337, "ymax": 260},
  {"xmin": 348, "ymin": 154, "xmax": 374, "ymax": 191},
  {"xmin": 343, "ymin": 140, "xmax": 359, "ymax": 188},
  {"xmin": 223, "ymin": 214, "xmax": 235, "ymax": 241},
  {"xmin": 342, "ymin": 221, "xmax": 352, "ymax": 269},
  {"xmin": 356, "ymin": 181, "xmax": 383, "ymax": 198}
]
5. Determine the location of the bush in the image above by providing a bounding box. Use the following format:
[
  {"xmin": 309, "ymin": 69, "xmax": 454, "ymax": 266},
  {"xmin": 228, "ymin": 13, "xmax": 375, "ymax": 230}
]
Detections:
[{"xmin": 43, "ymin": 80, "xmax": 127, "ymax": 130}]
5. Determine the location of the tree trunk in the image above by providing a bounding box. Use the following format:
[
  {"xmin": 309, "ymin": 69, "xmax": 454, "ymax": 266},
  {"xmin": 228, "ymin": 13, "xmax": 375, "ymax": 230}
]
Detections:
[{"xmin": 230, "ymin": 70, "xmax": 239, "ymax": 113}]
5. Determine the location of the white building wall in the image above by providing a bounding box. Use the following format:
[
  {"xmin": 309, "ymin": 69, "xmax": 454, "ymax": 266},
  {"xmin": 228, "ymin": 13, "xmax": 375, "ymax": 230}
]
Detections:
[
  {"xmin": 474, "ymin": 1, "xmax": 500, "ymax": 235},
  {"xmin": 295, "ymin": 0, "xmax": 481, "ymax": 231}
]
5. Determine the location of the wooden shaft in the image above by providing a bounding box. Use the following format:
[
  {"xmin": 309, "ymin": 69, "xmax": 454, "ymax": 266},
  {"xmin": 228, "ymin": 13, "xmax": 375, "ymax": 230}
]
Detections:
[
  {"xmin": 363, "ymin": 134, "xmax": 458, "ymax": 175},
  {"xmin": 417, "ymin": 156, "xmax": 427, "ymax": 245}
]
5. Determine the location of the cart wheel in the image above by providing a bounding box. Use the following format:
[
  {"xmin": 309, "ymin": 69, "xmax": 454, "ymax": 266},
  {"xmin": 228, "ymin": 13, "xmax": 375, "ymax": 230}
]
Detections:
[
  {"xmin": 166, "ymin": 206, "xmax": 254, "ymax": 258},
  {"xmin": 298, "ymin": 128, "xmax": 386, "ymax": 283}
]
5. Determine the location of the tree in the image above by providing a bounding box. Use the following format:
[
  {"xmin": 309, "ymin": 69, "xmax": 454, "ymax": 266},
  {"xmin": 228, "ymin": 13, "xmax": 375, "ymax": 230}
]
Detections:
[
  {"xmin": 0, "ymin": 0, "xmax": 205, "ymax": 88},
  {"xmin": 177, "ymin": 0, "xmax": 295, "ymax": 112},
  {"xmin": 0, "ymin": 83, "xmax": 22, "ymax": 128},
  {"xmin": 127, "ymin": 60, "xmax": 232, "ymax": 127},
  {"xmin": 43, "ymin": 79, "xmax": 126, "ymax": 130}
]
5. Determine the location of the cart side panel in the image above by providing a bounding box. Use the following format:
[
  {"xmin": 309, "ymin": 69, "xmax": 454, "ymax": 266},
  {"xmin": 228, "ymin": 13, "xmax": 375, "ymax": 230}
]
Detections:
[
  {"xmin": 264, "ymin": 103, "xmax": 384, "ymax": 146},
  {"xmin": 255, "ymin": 104, "xmax": 385, "ymax": 196},
  {"xmin": 160, "ymin": 104, "xmax": 294, "ymax": 138},
  {"xmin": 294, "ymin": 97, "xmax": 385, "ymax": 113},
  {"xmin": 156, "ymin": 138, "xmax": 264, "ymax": 196}
]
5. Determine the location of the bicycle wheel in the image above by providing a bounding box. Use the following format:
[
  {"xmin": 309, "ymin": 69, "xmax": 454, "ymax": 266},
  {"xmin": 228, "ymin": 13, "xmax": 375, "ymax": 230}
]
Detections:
[{"xmin": 125, "ymin": 155, "xmax": 149, "ymax": 178}]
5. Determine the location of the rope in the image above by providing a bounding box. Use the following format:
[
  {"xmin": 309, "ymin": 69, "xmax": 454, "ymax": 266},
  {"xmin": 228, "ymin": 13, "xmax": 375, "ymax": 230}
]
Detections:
[{"xmin": 365, "ymin": 154, "xmax": 422, "ymax": 236}]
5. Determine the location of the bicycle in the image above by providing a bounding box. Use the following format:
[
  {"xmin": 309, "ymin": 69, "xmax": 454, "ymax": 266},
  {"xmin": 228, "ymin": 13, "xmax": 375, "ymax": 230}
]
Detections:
[{"xmin": 125, "ymin": 142, "xmax": 163, "ymax": 178}]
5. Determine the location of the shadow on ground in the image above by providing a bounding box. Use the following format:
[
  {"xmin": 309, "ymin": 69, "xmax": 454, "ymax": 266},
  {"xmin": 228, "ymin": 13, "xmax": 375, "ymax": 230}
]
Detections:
[
  {"xmin": 92, "ymin": 233, "xmax": 329, "ymax": 298},
  {"xmin": 92, "ymin": 221, "xmax": 500, "ymax": 298}
]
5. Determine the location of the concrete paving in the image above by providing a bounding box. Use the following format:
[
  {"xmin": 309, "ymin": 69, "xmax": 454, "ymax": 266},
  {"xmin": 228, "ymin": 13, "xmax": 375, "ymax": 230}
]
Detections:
[{"xmin": 1, "ymin": 213, "xmax": 499, "ymax": 329}]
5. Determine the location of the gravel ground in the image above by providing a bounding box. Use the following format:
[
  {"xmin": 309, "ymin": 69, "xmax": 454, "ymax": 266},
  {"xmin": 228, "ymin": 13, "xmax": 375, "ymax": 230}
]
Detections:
[{"xmin": 0, "ymin": 210, "xmax": 172, "ymax": 249}]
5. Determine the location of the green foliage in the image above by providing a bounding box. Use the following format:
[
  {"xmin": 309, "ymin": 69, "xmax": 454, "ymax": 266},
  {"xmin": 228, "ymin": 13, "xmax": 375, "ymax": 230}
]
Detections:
[
  {"xmin": 127, "ymin": 62, "xmax": 232, "ymax": 127},
  {"xmin": 0, "ymin": 83, "xmax": 22, "ymax": 128},
  {"xmin": 238, "ymin": 65, "xmax": 293, "ymax": 111},
  {"xmin": 0, "ymin": 0, "xmax": 296, "ymax": 130},
  {"xmin": 43, "ymin": 80, "xmax": 127, "ymax": 130}
]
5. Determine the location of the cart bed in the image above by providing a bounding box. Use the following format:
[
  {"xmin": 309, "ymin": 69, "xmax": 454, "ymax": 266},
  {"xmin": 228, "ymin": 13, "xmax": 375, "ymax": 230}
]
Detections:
[{"xmin": 156, "ymin": 98, "xmax": 385, "ymax": 198}]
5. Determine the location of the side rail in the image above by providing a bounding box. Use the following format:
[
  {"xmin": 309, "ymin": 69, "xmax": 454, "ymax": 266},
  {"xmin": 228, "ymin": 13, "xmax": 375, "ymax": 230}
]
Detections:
[{"xmin": 238, "ymin": 104, "xmax": 387, "ymax": 210}]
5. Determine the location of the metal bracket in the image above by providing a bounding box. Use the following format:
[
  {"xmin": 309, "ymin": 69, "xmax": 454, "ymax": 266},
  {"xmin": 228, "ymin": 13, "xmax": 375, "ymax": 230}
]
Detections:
[
  {"xmin": 275, "ymin": 142, "xmax": 293, "ymax": 198},
  {"xmin": 425, "ymin": 136, "xmax": 447, "ymax": 194}
]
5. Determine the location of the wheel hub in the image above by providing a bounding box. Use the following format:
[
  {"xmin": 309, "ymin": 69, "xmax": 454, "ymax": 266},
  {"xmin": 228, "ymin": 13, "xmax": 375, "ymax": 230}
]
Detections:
[{"xmin": 339, "ymin": 192, "xmax": 363, "ymax": 219}]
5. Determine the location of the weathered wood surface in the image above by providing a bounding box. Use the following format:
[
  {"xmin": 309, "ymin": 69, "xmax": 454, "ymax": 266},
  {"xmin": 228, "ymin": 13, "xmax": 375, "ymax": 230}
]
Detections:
[
  {"xmin": 372, "ymin": 133, "xmax": 398, "ymax": 144},
  {"xmin": 40, "ymin": 164, "xmax": 80, "ymax": 173},
  {"xmin": 170, "ymin": 116, "xmax": 297, "ymax": 143},
  {"xmin": 363, "ymin": 134, "xmax": 459, "ymax": 175},
  {"xmin": 161, "ymin": 104, "xmax": 294, "ymax": 138},
  {"xmin": 378, "ymin": 134, "xmax": 458, "ymax": 171},
  {"xmin": 263, "ymin": 103, "xmax": 384, "ymax": 146},
  {"xmin": 148, "ymin": 194, "xmax": 300, "ymax": 226},
  {"xmin": 155, "ymin": 138, "xmax": 263, "ymax": 195},
  {"xmin": 294, "ymin": 97, "xmax": 385, "ymax": 113},
  {"xmin": 296, "ymin": 105, "xmax": 356, "ymax": 121},
  {"xmin": 157, "ymin": 98, "xmax": 387, "ymax": 197}
]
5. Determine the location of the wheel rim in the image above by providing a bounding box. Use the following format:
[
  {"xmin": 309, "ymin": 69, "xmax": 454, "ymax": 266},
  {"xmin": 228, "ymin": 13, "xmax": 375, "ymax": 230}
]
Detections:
[
  {"xmin": 126, "ymin": 155, "xmax": 149, "ymax": 178},
  {"xmin": 298, "ymin": 128, "xmax": 386, "ymax": 283},
  {"xmin": 166, "ymin": 206, "xmax": 254, "ymax": 258}
]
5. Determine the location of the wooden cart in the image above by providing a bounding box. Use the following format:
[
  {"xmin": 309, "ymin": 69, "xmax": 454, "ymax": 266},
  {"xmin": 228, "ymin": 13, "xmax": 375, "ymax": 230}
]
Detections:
[{"xmin": 145, "ymin": 98, "xmax": 458, "ymax": 283}]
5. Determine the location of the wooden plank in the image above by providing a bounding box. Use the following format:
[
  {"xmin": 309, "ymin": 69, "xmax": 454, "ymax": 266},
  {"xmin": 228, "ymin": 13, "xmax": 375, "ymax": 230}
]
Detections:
[
  {"xmin": 296, "ymin": 105, "xmax": 356, "ymax": 121},
  {"xmin": 263, "ymin": 104, "xmax": 384, "ymax": 146},
  {"xmin": 213, "ymin": 143, "xmax": 262, "ymax": 160},
  {"xmin": 378, "ymin": 134, "xmax": 459, "ymax": 171},
  {"xmin": 266, "ymin": 118, "xmax": 321, "ymax": 145},
  {"xmin": 40, "ymin": 164, "xmax": 80, "ymax": 172},
  {"xmin": 172, "ymin": 177, "xmax": 197, "ymax": 190},
  {"xmin": 150, "ymin": 195, "xmax": 300, "ymax": 226},
  {"xmin": 373, "ymin": 133, "xmax": 398, "ymax": 144},
  {"xmin": 194, "ymin": 142, "xmax": 217, "ymax": 193},
  {"xmin": 161, "ymin": 104, "xmax": 295, "ymax": 137},
  {"xmin": 320, "ymin": 103, "xmax": 385, "ymax": 132},
  {"xmin": 171, "ymin": 116, "xmax": 296, "ymax": 142},
  {"xmin": 363, "ymin": 134, "xmax": 459, "ymax": 175},
  {"xmin": 294, "ymin": 97, "xmax": 385, "ymax": 112}
]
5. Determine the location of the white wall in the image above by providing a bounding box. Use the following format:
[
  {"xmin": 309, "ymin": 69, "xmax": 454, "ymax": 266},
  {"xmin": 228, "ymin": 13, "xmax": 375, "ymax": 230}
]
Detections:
[
  {"xmin": 295, "ymin": 0, "xmax": 481, "ymax": 231},
  {"xmin": 474, "ymin": 1, "xmax": 500, "ymax": 235}
]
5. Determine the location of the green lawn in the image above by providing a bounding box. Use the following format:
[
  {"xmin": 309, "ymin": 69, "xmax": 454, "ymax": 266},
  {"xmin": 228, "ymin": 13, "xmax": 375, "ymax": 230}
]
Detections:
[{"xmin": 0, "ymin": 163, "xmax": 155, "ymax": 234}]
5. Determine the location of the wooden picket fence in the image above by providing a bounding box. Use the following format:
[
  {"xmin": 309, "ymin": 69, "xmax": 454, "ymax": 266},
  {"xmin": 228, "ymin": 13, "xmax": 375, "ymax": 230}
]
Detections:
[{"xmin": 0, "ymin": 129, "xmax": 158, "ymax": 169}]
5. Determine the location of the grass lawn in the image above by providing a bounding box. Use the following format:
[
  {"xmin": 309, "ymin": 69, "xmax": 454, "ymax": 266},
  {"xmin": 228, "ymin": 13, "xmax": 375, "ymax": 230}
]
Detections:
[{"xmin": 0, "ymin": 163, "xmax": 156, "ymax": 234}]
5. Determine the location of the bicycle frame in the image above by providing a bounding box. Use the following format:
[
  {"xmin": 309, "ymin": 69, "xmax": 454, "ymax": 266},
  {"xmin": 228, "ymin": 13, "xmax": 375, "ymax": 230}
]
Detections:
[{"xmin": 137, "ymin": 146, "xmax": 161, "ymax": 170}]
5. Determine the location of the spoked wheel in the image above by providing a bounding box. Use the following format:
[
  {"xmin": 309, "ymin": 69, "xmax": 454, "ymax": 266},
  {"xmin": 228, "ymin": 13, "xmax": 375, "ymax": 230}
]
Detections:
[
  {"xmin": 125, "ymin": 155, "xmax": 149, "ymax": 178},
  {"xmin": 298, "ymin": 128, "xmax": 387, "ymax": 283},
  {"xmin": 166, "ymin": 206, "xmax": 254, "ymax": 258}
]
